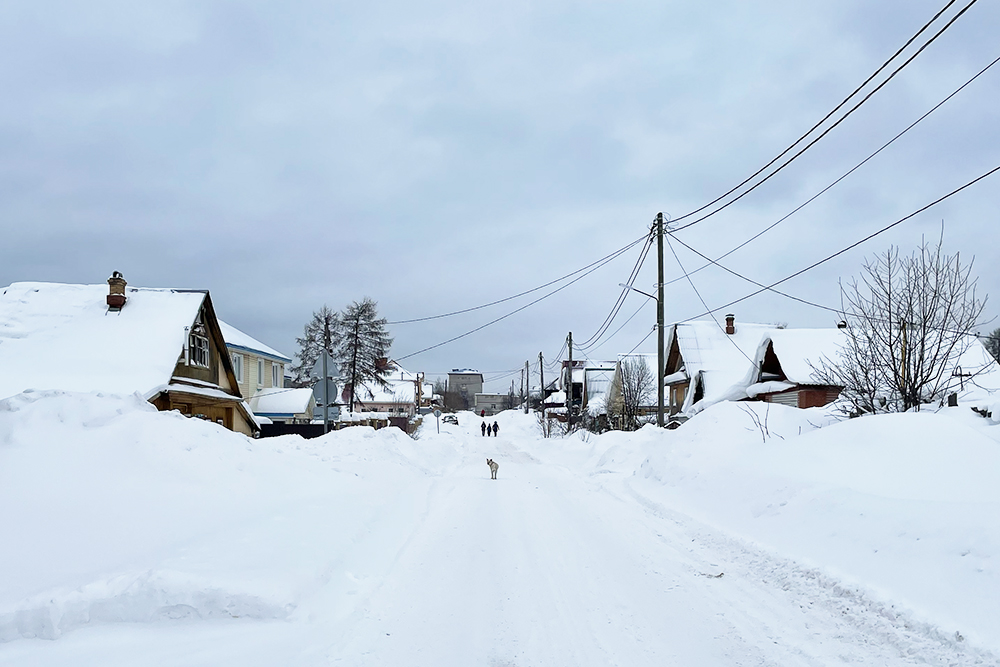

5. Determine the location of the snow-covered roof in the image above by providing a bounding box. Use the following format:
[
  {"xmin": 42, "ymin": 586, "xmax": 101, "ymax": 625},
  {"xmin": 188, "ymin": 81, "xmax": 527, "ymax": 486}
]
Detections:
[
  {"xmin": 347, "ymin": 366, "xmax": 433, "ymax": 406},
  {"xmin": 0, "ymin": 282, "xmax": 207, "ymax": 400},
  {"xmin": 955, "ymin": 338, "xmax": 1000, "ymax": 401},
  {"xmin": 762, "ymin": 328, "xmax": 847, "ymax": 384},
  {"xmin": 219, "ymin": 320, "xmax": 291, "ymax": 363},
  {"xmin": 584, "ymin": 367, "xmax": 615, "ymax": 416},
  {"xmin": 249, "ymin": 387, "xmax": 315, "ymax": 417},
  {"xmin": 670, "ymin": 319, "xmax": 774, "ymax": 413}
]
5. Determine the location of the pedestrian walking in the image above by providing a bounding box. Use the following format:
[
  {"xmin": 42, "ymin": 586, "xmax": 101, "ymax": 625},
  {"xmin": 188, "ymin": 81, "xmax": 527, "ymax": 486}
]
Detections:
[
  {"xmin": 481, "ymin": 421, "xmax": 487, "ymax": 437},
  {"xmin": 492, "ymin": 421, "xmax": 499, "ymax": 437},
  {"xmin": 481, "ymin": 409, "xmax": 486, "ymax": 418}
]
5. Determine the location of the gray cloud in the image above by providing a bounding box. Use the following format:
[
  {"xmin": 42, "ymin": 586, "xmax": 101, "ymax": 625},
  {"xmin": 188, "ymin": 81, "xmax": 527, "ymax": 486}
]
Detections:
[{"xmin": 2, "ymin": 0, "xmax": 998, "ymax": 389}]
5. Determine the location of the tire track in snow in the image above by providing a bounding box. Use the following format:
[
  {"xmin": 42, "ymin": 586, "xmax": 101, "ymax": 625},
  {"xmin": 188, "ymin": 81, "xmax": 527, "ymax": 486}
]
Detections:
[{"xmin": 611, "ymin": 475, "xmax": 999, "ymax": 666}]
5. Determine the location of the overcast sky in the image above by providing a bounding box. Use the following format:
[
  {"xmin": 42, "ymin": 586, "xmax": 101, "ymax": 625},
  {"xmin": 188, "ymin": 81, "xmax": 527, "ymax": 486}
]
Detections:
[{"xmin": 2, "ymin": 0, "xmax": 998, "ymax": 392}]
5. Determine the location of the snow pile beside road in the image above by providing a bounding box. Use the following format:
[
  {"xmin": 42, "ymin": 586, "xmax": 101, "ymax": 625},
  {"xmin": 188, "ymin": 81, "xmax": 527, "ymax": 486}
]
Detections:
[
  {"xmin": 0, "ymin": 390, "xmax": 442, "ymax": 643},
  {"xmin": 598, "ymin": 401, "xmax": 1000, "ymax": 650},
  {"xmin": 3, "ymin": 390, "xmax": 999, "ymax": 663}
]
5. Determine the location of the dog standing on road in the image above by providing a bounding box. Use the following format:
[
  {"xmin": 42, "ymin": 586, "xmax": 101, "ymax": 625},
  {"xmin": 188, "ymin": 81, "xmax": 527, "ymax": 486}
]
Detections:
[{"xmin": 486, "ymin": 458, "xmax": 499, "ymax": 480}]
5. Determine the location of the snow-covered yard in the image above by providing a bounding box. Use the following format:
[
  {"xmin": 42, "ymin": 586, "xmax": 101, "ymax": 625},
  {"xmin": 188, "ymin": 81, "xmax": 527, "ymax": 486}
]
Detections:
[{"xmin": 2, "ymin": 390, "xmax": 998, "ymax": 665}]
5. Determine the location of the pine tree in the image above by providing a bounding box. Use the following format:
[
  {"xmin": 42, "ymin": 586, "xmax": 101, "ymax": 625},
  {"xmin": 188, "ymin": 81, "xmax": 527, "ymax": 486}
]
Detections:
[
  {"xmin": 335, "ymin": 298, "xmax": 393, "ymax": 412},
  {"xmin": 291, "ymin": 306, "xmax": 340, "ymax": 387}
]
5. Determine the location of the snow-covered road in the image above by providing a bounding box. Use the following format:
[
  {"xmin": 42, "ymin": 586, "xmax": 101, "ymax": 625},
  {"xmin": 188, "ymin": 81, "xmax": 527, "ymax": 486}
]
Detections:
[
  {"xmin": 2, "ymin": 395, "xmax": 996, "ymax": 665},
  {"xmin": 303, "ymin": 433, "xmax": 988, "ymax": 666}
]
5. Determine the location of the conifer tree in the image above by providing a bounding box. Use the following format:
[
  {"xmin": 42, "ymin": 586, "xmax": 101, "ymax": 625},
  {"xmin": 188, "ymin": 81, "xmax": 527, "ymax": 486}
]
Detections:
[
  {"xmin": 291, "ymin": 306, "xmax": 339, "ymax": 387},
  {"xmin": 335, "ymin": 298, "xmax": 393, "ymax": 412}
]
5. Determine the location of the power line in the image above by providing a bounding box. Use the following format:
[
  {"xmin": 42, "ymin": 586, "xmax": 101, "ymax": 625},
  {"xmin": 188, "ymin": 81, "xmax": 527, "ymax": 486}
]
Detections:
[
  {"xmin": 575, "ymin": 232, "xmax": 654, "ymax": 350},
  {"xmin": 387, "ymin": 235, "xmax": 647, "ymax": 325},
  {"xmin": 665, "ymin": 233, "xmax": 757, "ymax": 366},
  {"xmin": 677, "ymin": 163, "xmax": 1000, "ymax": 323},
  {"xmin": 394, "ymin": 236, "xmax": 642, "ymax": 361},
  {"xmin": 663, "ymin": 48, "xmax": 1000, "ymax": 290},
  {"xmin": 669, "ymin": 0, "xmax": 979, "ymax": 234},
  {"xmin": 574, "ymin": 300, "xmax": 651, "ymax": 358}
]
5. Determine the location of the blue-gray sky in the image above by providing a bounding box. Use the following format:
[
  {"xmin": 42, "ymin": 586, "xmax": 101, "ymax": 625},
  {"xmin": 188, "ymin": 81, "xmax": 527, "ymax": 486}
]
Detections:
[{"xmin": 2, "ymin": 0, "xmax": 998, "ymax": 391}]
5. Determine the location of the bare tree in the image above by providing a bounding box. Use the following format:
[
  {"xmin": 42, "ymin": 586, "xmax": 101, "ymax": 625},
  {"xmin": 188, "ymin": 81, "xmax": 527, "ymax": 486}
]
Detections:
[
  {"xmin": 609, "ymin": 356, "xmax": 655, "ymax": 430},
  {"xmin": 815, "ymin": 238, "xmax": 986, "ymax": 415}
]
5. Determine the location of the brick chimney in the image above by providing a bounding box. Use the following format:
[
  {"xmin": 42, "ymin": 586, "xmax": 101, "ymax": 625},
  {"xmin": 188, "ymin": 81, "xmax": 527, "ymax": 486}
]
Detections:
[
  {"xmin": 107, "ymin": 271, "xmax": 127, "ymax": 308},
  {"xmin": 725, "ymin": 313, "xmax": 735, "ymax": 335}
]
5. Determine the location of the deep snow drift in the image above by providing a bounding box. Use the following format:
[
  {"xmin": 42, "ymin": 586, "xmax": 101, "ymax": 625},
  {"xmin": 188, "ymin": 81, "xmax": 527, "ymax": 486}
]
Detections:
[{"xmin": 1, "ymin": 391, "xmax": 998, "ymax": 665}]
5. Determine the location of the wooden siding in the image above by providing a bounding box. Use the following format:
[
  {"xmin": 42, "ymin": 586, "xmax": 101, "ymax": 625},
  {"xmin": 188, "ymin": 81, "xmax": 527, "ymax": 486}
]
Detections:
[{"xmin": 761, "ymin": 385, "xmax": 841, "ymax": 409}]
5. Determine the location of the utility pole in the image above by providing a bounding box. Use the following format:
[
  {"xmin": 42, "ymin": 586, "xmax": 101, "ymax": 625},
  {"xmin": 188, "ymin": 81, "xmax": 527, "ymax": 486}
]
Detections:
[
  {"xmin": 415, "ymin": 372, "xmax": 424, "ymax": 415},
  {"xmin": 539, "ymin": 352, "xmax": 545, "ymax": 421},
  {"xmin": 524, "ymin": 360, "xmax": 529, "ymax": 414},
  {"xmin": 656, "ymin": 212, "xmax": 665, "ymax": 428},
  {"xmin": 322, "ymin": 350, "xmax": 330, "ymax": 434},
  {"xmin": 566, "ymin": 331, "xmax": 573, "ymax": 429}
]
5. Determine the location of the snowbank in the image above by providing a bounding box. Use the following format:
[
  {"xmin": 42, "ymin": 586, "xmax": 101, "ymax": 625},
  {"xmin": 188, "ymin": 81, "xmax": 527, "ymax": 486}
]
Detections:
[
  {"xmin": 3, "ymin": 390, "xmax": 999, "ymax": 660},
  {"xmin": 0, "ymin": 390, "xmax": 453, "ymax": 644},
  {"xmin": 578, "ymin": 401, "xmax": 1000, "ymax": 649}
]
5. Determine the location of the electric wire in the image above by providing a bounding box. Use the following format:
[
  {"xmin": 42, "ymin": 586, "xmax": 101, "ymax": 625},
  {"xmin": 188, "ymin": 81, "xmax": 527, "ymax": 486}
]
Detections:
[
  {"xmin": 394, "ymin": 237, "xmax": 642, "ymax": 361},
  {"xmin": 575, "ymin": 232, "xmax": 654, "ymax": 350},
  {"xmin": 664, "ymin": 233, "xmax": 757, "ymax": 366},
  {"xmin": 666, "ymin": 0, "xmax": 962, "ymax": 228},
  {"xmin": 574, "ymin": 300, "xmax": 651, "ymax": 358},
  {"xmin": 675, "ymin": 0, "xmax": 978, "ymax": 231},
  {"xmin": 676, "ymin": 163, "xmax": 1000, "ymax": 323},
  {"xmin": 668, "ymin": 221, "xmax": 996, "ymax": 339},
  {"xmin": 663, "ymin": 48, "xmax": 1000, "ymax": 290},
  {"xmin": 387, "ymin": 235, "xmax": 647, "ymax": 325},
  {"xmin": 671, "ymin": 0, "xmax": 980, "ymax": 234}
]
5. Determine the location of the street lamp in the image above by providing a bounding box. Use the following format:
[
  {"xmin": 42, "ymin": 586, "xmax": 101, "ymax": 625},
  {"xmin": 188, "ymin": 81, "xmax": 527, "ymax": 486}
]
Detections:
[{"xmin": 618, "ymin": 277, "xmax": 665, "ymax": 428}]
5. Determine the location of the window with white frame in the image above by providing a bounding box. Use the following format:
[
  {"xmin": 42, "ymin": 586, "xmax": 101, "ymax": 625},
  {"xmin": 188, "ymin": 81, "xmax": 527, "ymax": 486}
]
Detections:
[
  {"xmin": 272, "ymin": 363, "xmax": 280, "ymax": 388},
  {"xmin": 189, "ymin": 332, "xmax": 210, "ymax": 368},
  {"xmin": 232, "ymin": 353, "xmax": 244, "ymax": 383},
  {"xmin": 257, "ymin": 359, "xmax": 264, "ymax": 388},
  {"xmin": 188, "ymin": 313, "xmax": 210, "ymax": 368}
]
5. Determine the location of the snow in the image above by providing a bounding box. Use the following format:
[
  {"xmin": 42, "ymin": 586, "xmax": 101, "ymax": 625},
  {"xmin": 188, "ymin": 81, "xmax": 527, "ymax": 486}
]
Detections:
[
  {"xmin": 583, "ymin": 366, "xmax": 615, "ymax": 415},
  {"xmin": 744, "ymin": 380, "xmax": 795, "ymax": 398},
  {"xmin": 759, "ymin": 327, "xmax": 845, "ymax": 383},
  {"xmin": 2, "ymin": 390, "xmax": 1000, "ymax": 665},
  {"xmin": 0, "ymin": 282, "xmax": 205, "ymax": 401},
  {"xmin": 248, "ymin": 387, "xmax": 314, "ymax": 417},
  {"xmin": 670, "ymin": 319, "xmax": 774, "ymax": 412},
  {"xmin": 347, "ymin": 367, "xmax": 433, "ymax": 407},
  {"xmin": 218, "ymin": 320, "xmax": 291, "ymax": 362}
]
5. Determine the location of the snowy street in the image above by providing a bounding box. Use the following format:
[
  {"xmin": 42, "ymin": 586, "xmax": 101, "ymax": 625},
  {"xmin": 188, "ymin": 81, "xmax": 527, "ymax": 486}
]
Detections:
[{"xmin": 2, "ymin": 393, "xmax": 998, "ymax": 665}]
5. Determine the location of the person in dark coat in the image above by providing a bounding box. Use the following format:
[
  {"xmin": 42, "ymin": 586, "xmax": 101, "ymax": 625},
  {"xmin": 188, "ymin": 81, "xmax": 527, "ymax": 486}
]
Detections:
[
  {"xmin": 492, "ymin": 421, "xmax": 499, "ymax": 436},
  {"xmin": 481, "ymin": 421, "xmax": 487, "ymax": 437}
]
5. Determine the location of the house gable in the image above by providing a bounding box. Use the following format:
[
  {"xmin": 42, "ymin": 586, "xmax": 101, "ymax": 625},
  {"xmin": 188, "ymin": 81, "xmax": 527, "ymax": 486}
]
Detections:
[{"xmin": 0, "ymin": 280, "xmax": 255, "ymax": 435}]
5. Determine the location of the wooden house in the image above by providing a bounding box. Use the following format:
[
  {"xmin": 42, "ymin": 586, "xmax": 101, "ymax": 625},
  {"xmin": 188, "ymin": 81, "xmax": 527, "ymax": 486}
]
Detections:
[{"xmin": 0, "ymin": 276, "xmax": 257, "ymax": 435}]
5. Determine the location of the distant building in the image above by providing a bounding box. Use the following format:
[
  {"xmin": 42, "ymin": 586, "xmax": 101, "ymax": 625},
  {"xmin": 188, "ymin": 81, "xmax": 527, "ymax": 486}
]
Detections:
[
  {"xmin": 474, "ymin": 393, "xmax": 507, "ymax": 415},
  {"xmin": 447, "ymin": 369, "xmax": 483, "ymax": 410}
]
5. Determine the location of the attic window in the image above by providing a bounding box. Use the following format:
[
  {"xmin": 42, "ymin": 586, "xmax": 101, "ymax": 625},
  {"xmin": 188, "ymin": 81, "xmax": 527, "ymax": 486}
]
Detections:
[{"xmin": 189, "ymin": 331, "xmax": 210, "ymax": 368}]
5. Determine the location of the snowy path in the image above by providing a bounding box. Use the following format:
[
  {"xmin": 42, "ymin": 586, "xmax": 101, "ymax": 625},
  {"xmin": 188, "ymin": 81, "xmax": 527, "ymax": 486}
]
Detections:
[
  {"xmin": 300, "ymin": 436, "xmax": 989, "ymax": 666},
  {"xmin": 2, "ymin": 412, "xmax": 994, "ymax": 666}
]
